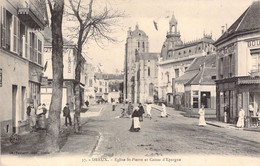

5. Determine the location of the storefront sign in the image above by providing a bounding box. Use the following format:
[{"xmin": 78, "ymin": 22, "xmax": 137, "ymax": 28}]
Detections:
[
  {"xmin": 248, "ymin": 39, "xmax": 260, "ymax": 48},
  {"xmin": 0, "ymin": 68, "xmax": 2, "ymax": 87}
]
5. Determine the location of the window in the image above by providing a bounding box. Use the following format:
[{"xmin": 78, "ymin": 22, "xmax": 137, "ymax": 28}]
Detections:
[
  {"xmin": 211, "ymin": 76, "xmax": 216, "ymax": 79},
  {"xmin": 193, "ymin": 97, "xmax": 199, "ymax": 108},
  {"xmin": 149, "ymin": 83, "xmax": 154, "ymax": 97},
  {"xmin": 99, "ymin": 81, "xmax": 102, "ymax": 86},
  {"xmin": 99, "ymin": 88, "xmax": 102, "ymax": 93},
  {"xmin": 29, "ymin": 32, "xmax": 38, "ymax": 63},
  {"xmin": 175, "ymin": 68, "xmax": 179, "ymax": 78},
  {"xmin": 179, "ymin": 52, "xmax": 181, "ymax": 55},
  {"xmin": 189, "ymin": 50, "xmax": 191, "ymax": 53},
  {"xmin": 193, "ymin": 91, "xmax": 199, "ymax": 95},
  {"xmin": 219, "ymin": 57, "xmax": 224, "ymax": 78},
  {"xmin": 38, "ymin": 39, "xmax": 42, "ymax": 65},
  {"xmin": 105, "ymin": 88, "xmax": 107, "ymax": 93},
  {"xmin": 142, "ymin": 41, "xmax": 145, "ymax": 52},
  {"xmin": 251, "ymin": 53, "xmax": 260, "ymax": 73},
  {"xmin": 148, "ymin": 67, "xmax": 150, "ymax": 76},
  {"xmin": 12, "ymin": 15, "xmax": 20, "ymax": 53},
  {"xmin": 138, "ymin": 41, "xmax": 140, "ymax": 48},
  {"xmin": 228, "ymin": 54, "xmax": 232, "ymax": 77},
  {"xmin": 184, "ymin": 51, "xmax": 186, "ymax": 54}
]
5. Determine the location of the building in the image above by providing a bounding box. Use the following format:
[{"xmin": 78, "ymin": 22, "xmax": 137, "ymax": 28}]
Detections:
[
  {"xmin": 93, "ymin": 73, "xmax": 109, "ymax": 102},
  {"xmin": 41, "ymin": 28, "xmax": 87, "ymax": 112},
  {"xmin": 214, "ymin": 1, "xmax": 260, "ymax": 126},
  {"xmin": 124, "ymin": 24, "xmax": 159, "ymax": 103},
  {"xmin": 158, "ymin": 14, "xmax": 215, "ymax": 106},
  {"xmin": 178, "ymin": 54, "xmax": 217, "ymax": 116},
  {"xmin": 84, "ymin": 63, "xmax": 96, "ymax": 104},
  {"xmin": 134, "ymin": 52, "xmax": 159, "ymax": 103},
  {"xmin": 0, "ymin": 0, "xmax": 47, "ymax": 135},
  {"xmin": 105, "ymin": 74, "xmax": 124, "ymax": 103},
  {"xmin": 124, "ymin": 24, "xmax": 149, "ymax": 103}
]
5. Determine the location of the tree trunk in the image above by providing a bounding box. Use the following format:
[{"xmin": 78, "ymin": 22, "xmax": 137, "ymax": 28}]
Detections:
[
  {"xmin": 46, "ymin": 0, "xmax": 64, "ymax": 152},
  {"xmin": 74, "ymin": 30, "xmax": 83, "ymax": 133}
]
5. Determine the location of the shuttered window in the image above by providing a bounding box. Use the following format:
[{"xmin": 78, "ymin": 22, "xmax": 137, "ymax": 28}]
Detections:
[
  {"xmin": 38, "ymin": 39, "xmax": 42, "ymax": 65},
  {"xmin": 12, "ymin": 15, "xmax": 20, "ymax": 54},
  {"xmin": 1, "ymin": 7, "xmax": 6, "ymax": 48},
  {"xmin": 25, "ymin": 26, "xmax": 28, "ymax": 58},
  {"xmin": 29, "ymin": 32, "xmax": 33, "ymax": 61}
]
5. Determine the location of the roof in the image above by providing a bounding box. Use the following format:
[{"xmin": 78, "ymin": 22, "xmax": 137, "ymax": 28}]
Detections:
[
  {"xmin": 175, "ymin": 70, "xmax": 198, "ymax": 84},
  {"xmin": 44, "ymin": 27, "xmax": 75, "ymax": 46},
  {"xmin": 186, "ymin": 67, "xmax": 216, "ymax": 85},
  {"xmin": 175, "ymin": 54, "xmax": 216, "ymax": 84},
  {"xmin": 215, "ymin": 1, "xmax": 260, "ymax": 45}
]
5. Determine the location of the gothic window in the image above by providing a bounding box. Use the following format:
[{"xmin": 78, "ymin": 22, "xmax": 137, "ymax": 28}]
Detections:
[
  {"xmin": 148, "ymin": 67, "xmax": 151, "ymax": 77},
  {"xmin": 149, "ymin": 83, "xmax": 154, "ymax": 97},
  {"xmin": 138, "ymin": 41, "xmax": 140, "ymax": 49},
  {"xmin": 142, "ymin": 41, "xmax": 145, "ymax": 52}
]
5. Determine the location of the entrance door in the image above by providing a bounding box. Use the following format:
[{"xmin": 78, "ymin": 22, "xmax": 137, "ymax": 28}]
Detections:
[
  {"xmin": 201, "ymin": 92, "xmax": 211, "ymax": 108},
  {"xmin": 12, "ymin": 85, "xmax": 17, "ymax": 133},
  {"xmin": 21, "ymin": 86, "xmax": 26, "ymax": 120}
]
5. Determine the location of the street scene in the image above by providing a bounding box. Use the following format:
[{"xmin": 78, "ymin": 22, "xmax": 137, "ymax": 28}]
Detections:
[{"xmin": 1, "ymin": 0, "xmax": 260, "ymax": 166}]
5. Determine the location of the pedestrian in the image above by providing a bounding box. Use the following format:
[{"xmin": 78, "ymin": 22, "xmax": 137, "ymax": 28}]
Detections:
[
  {"xmin": 120, "ymin": 102, "xmax": 127, "ymax": 118},
  {"xmin": 38, "ymin": 103, "xmax": 47, "ymax": 129},
  {"xmin": 129, "ymin": 107, "xmax": 141, "ymax": 132},
  {"xmin": 63, "ymin": 103, "xmax": 72, "ymax": 126},
  {"xmin": 198, "ymin": 104, "xmax": 207, "ymax": 126},
  {"xmin": 112, "ymin": 100, "xmax": 116, "ymax": 111},
  {"xmin": 146, "ymin": 103, "xmax": 152, "ymax": 119},
  {"xmin": 127, "ymin": 101, "xmax": 134, "ymax": 118},
  {"xmin": 161, "ymin": 103, "xmax": 168, "ymax": 118},
  {"xmin": 237, "ymin": 107, "xmax": 245, "ymax": 128},
  {"xmin": 224, "ymin": 105, "xmax": 230, "ymax": 123},
  {"xmin": 138, "ymin": 103, "xmax": 145, "ymax": 122},
  {"xmin": 27, "ymin": 103, "xmax": 37, "ymax": 132}
]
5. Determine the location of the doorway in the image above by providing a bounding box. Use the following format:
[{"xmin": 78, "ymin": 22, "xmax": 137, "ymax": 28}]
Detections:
[
  {"xmin": 201, "ymin": 91, "xmax": 211, "ymax": 108},
  {"xmin": 12, "ymin": 85, "xmax": 17, "ymax": 133}
]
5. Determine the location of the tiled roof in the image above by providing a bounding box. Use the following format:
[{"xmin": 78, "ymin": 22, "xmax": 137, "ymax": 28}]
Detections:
[
  {"xmin": 215, "ymin": 1, "xmax": 260, "ymax": 45},
  {"xmin": 176, "ymin": 54, "xmax": 216, "ymax": 84},
  {"xmin": 187, "ymin": 67, "xmax": 216, "ymax": 85}
]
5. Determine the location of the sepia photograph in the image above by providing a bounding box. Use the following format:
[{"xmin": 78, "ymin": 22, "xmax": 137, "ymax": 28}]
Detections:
[{"xmin": 0, "ymin": 0, "xmax": 260, "ymax": 165}]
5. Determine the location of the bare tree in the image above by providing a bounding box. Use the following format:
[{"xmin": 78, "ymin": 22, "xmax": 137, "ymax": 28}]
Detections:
[
  {"xmin": 46, "ymin": 0, "xmax": 64, "ymax": 152},
  {"xmin": 66, "ymin": 0, "xmax": 124, "ymax": 132}
]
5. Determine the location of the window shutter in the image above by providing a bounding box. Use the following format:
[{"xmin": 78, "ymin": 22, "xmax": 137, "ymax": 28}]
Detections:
[
  {"xmin": 24, "ymin": 26, "xmax": 28, "ymax": 58},
  {"xmin": 34, "ymin": 34, "xmax": 37, "ymax": 62},
  {"xmin": 12, "ymin": 15, "xmax": 17, "ymax": 52},
  {"xmin": 231, "ymin": 53, "xmax": 236, "ymax": 76},
  {"xmin": 17, "ymin": 19, "xmax": 20, "ymax": 55},
  {"xmin": 30, "ymin": 32, "xmax": 33, "ymax": 61},
  {"xmin": 2, "ymin": 7, "xmax": 6, "ymax": 48}
]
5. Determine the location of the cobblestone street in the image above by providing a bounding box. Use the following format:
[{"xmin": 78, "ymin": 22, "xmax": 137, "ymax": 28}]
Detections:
[{"xmin": 85, "ymin": 104, "xmax": 260, "ymax": 157}]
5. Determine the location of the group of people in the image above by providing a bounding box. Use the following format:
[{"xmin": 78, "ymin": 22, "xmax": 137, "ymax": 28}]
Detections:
[
  {"xmin": 129, "ymin": 103, "xmax": 145, "ymax": 132},
  {"xmin": 27, "ymin": 103, "xmax": 48, "ymax": 132}
]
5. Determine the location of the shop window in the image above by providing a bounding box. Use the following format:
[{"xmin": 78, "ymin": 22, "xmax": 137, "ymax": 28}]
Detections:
[{"xmin": 193, "ymin": 97, "xmax": 198, "ymax": 108}]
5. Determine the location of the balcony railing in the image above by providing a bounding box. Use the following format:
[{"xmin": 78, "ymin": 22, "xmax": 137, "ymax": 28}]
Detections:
[{"xmin": 18, "ymin": 0, "xmax": 46, "ymax": 29}]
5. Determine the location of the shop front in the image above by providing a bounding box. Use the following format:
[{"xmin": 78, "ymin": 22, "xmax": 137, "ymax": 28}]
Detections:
[{"xmin": 216, "ymin": 76, "xmax": 260, "ymax": 127}]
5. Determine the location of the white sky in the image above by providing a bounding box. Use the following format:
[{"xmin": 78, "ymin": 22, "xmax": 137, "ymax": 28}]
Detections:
[{"xmin": 78, "ymin": 0, "xmax": 256, "ymax": 73}]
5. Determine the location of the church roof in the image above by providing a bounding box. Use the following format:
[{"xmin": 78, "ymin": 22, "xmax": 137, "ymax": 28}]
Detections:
[
  {"xmin": 130, "ymin": 24, "xmax": 148, "ymax": 38},
  {"xmin": 215, "ymin": 1, "xmax": 260, "ymax": 45}
]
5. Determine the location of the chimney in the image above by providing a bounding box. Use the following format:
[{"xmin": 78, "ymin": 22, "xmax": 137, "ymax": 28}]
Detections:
[{"xmin": 221, "ymin": 26, "xmax": 225, "ymax": 34}]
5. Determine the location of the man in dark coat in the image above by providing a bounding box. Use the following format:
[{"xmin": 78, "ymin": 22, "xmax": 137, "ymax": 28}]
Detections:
[
  {"xmin": 138, "ymin": 103, "xmax": 145, "ymax": 122},
  {"xmin": 63, "ymin": 103, "xmax": 72, "ymax": 126}
]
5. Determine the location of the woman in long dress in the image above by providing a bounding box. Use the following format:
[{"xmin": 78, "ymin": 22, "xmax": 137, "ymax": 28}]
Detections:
[
  {"xmin": 198, "ymin": 105, "xmax": 207, "ymax": 126},
  {"xmin": 161, "ymin": 103, "xmax": 168, "ymax": 118},
  {"xmin": 237, "ymin": 107, "xmax": 245, "ymax": 128},
  {"xmin": 129, "ymin": 107, "xmax": 141, "ymax": 132}
]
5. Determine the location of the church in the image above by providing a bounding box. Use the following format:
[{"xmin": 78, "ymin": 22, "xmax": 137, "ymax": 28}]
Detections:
[{"xmin": 124, "ymin": 25, "xmax": 159, "ymax": 103}]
